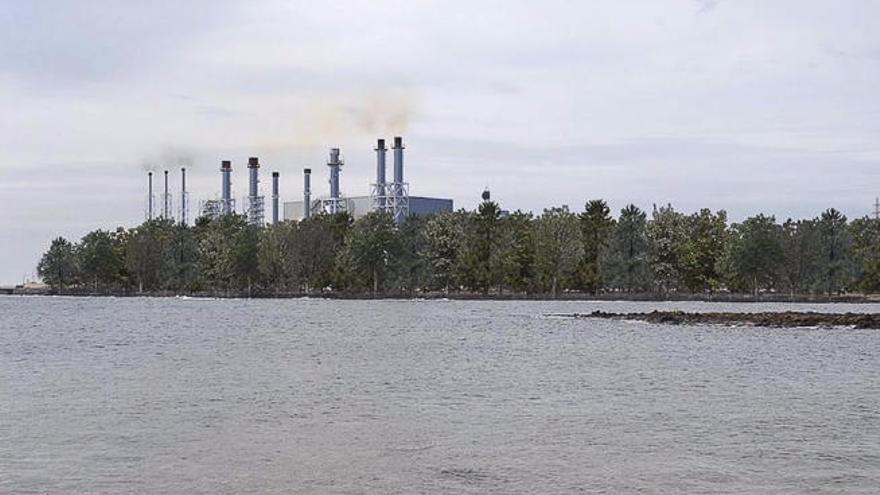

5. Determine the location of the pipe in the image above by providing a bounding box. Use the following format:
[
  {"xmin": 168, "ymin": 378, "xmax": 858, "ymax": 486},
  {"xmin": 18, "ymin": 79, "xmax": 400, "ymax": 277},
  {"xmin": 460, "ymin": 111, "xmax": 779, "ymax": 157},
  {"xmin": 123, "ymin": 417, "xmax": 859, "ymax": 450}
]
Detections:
[
  {"xmin": 221, "ymin": 160, "xmax": 232, "ymax": 215},
  {"xmin": 148, "ymin": 172, "xmax": 153, "ymax": 220},
  {"xmin": 375, "ymin": 138, "xmax": 387, "ymax": 211},
  {"xmin": 272, "ymin": 171, "xmax": 279, "ymax": 224},
  {"xmin": 303, "ymin": 168, "xmax": 312, "ymax": 219},
  {"xmin": 180, "ymin": 167, "xmax": 187, "ymax": 225},
  {"xmin": 163, "ymin": 170, "xmax": 169, "ymax": 218}
]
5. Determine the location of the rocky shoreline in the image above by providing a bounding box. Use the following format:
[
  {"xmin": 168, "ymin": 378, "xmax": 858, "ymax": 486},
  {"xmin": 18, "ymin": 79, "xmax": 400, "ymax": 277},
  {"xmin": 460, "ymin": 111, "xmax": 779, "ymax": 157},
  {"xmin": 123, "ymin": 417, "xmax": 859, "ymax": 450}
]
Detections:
[{"xmin": 551, "ymin": 310, "xmax": 880, "ymax": 329}]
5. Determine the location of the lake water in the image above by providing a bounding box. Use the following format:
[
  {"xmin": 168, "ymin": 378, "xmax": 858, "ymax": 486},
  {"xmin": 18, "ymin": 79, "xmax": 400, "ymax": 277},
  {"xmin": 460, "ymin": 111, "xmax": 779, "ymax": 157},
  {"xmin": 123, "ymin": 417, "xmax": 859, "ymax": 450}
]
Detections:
[{"xmin": 1, "ymin": 296, "xmax": 878, "ymax": 494}]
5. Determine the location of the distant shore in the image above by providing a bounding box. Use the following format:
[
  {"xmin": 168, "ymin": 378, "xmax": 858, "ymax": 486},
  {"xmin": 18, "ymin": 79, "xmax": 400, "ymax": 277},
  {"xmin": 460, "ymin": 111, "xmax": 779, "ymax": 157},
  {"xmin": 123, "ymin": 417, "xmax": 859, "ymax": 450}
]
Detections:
[{"xmin": 4, "ymin": 286, "xmax": 880, "ymax": 303}]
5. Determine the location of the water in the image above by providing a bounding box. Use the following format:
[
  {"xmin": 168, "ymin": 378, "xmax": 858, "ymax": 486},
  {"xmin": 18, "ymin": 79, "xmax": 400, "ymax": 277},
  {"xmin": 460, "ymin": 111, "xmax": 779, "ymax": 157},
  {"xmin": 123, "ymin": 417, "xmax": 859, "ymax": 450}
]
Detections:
[{"xmin": 1, "ymin": 296, "xmax": 878, "ymax": 494}]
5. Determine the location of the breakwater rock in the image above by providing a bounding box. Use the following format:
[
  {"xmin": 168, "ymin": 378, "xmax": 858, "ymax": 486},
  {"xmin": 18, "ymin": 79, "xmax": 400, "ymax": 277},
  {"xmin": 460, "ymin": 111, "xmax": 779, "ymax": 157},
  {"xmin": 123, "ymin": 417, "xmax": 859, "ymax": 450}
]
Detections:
[{"xmin": 550, "ymin": 310, "xmax": 880, "ymax": 329}]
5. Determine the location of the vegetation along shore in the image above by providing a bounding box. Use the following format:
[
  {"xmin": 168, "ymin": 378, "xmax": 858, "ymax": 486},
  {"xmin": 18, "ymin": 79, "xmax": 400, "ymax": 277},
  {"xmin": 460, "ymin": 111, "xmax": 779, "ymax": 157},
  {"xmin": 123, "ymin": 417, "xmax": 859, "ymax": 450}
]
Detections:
[{"xmin": 34, "ymin": 199, "xmax": 880, "ymax": 299}]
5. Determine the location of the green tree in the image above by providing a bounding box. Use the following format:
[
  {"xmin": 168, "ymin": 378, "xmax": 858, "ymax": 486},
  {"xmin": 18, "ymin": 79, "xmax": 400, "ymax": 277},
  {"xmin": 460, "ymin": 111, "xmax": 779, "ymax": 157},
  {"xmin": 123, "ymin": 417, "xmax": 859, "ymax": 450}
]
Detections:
[
  {"xmin": 679, "ymin": 209, "xmax": 728, "ymax": 293},
  {"xmin": 576, "ymin": 199, "xmax": 614, "ymax": 294},
  {"xmin": 37, "ymin": 237, "xmax": 79, "ymax": 290},
  {"xmin": 77, "ymin": 229, "xmax": 124, "ymax": 289},
  {"xmin": 424, "ymin": 211, "xmax": 466, "ymax": 292},
  {"xmin": 459, "ymin": 201, "xmax": 504, "ymax": 293},
  {"xmin": 497, "ymin": 211, "xmax": 535, "ymax": 293},
  {"xmin": 780, "ymin": 218, "xmax": 821, "ymax": 296},
  {"xmin": 534, "ymin": 206, "xmax": 582, "ymax": 297},
  {"xmin": 339, "ymin": 212, "xmax": 399, "ymax": 293},
  {"xmin": 166, "ymin": 223, "xmax": 201, "ymax": 291},
  {"xmin": 392, "ymin": 215, "xmax": 430, "ymax": 295},
  {"xmin": 721, "ymin": 214, "xmax": 783, "ymax": 295},
  {"xmin": 602, "ymin": 204, "xmax": 650, "ymax": 292},
  {"xmin": 126, "ymin": 218, "xmax": 174, "ymax": 292},
  {"xmin": 849, "ymin": 216, "xmax": 880, "ymax": 293},
  {"xmin": 815, "ymin": 208, "xmax": 852, "ymax": 295},
  {"xmin": 647, "ymin": 204, "xmax": 688, "ymax": 293},
  {"xmin": 257, "ymin": 221, "xmax": 297, "ymax": 291}
]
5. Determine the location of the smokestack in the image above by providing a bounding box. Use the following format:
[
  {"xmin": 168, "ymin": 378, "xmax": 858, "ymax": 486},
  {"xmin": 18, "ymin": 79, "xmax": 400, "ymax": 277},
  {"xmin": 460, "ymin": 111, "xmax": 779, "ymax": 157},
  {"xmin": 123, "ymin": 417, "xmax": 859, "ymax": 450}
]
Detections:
[
  {"xmin": 147, "ymin": 172, "xmax": 154, "ymax": 220},
  {"xmin": 221, "ymin": 160, "xmax": 232, "ymax": 215},
  {"xmin": 328, "ymin": 148, "xmax": 341, "ymax": 201},
  {"xmin": 248, "ymin": 157, "xmax": 259, "ymax": 199},
  {"xmin": 163, "ymin": 170, "xmax": 170, "ymax": 218},
  {"xmin": 392, "ymin": 136, "xmax": 405, "ymax": 224},
  {"xmin": 375, "ymin": 138, "xmax": 387, "ymax": 211},
  {"xmin": 392, "ymin": 136, "xmax": 404, "ymax": 185},
  {"xmin": 272, "ymin": 171, "xmax": 280, "ymax": 224},
  {"xmin": 303, "ymin": 168, "xmax": 312, "ymax": 219},
  {"xmin": 180, "ymin": 167, "xmax": 188, "ymax": 225}
]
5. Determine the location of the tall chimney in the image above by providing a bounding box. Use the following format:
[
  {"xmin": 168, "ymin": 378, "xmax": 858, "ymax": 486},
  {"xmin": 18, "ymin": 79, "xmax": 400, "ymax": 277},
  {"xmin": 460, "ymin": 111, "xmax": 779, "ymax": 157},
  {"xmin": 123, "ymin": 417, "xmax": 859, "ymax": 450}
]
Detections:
[
  {"xmin": 163, "ymin": 170, "xmax": 170, "ymax": 218},
  {"xmin": 248, "ymin": 157, "xmax": 259, "ymax": 198},
  {"xmin": 392, "ymin": 136, "xmax": 404, "ymax": 186},
  {"xmin": 303, "ymin": 168, "xmax": 312, "ymax": 219},
  {"xmin": 180, "ymin": 167, "xmax": 187, "ymax": 225},
  {"xmin": 272, "ymin": 171, "xmax": 280, "ymax": 224},
  {"xmin": 375, "ymin": 138, "xmax": 387, "ymax": 211},
  {"xmin": 392, "ymin": 136, "xmax": 405, "ymax": 224},
  {"xmin": 221, "ymin": 160, "xmax": 232, "ymax": 215},
  {"xmin": 147, "ymin": 172, "xmax": 154, "ymax": 220},
  {"xmin": 328, "ymin": 148, "xmax": 341, "ymax": 201}
]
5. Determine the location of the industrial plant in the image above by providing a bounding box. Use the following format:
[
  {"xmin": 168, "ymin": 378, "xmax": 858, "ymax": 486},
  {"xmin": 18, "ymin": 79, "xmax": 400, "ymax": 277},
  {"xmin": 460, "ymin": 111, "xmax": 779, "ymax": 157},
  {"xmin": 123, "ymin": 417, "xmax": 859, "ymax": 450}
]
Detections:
[{"xmin": 146, "ymin": 136, "xmax": 452, "ymax": 226}]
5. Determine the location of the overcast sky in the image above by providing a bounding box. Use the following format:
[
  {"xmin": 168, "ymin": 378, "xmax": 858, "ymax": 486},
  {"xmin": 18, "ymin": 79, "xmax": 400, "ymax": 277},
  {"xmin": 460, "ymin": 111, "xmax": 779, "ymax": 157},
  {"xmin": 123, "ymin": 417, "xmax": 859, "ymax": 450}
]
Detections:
[{"xmin": 1, "ymin": 0, "xmax": 879, "ymax": 284}]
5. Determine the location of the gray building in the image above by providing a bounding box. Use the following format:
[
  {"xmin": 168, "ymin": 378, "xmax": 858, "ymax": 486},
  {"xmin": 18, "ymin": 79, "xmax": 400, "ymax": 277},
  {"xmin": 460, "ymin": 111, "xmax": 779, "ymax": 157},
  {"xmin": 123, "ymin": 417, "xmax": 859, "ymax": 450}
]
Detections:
[{"xmin": 283, "ymin": 195, "xmax": 452, "ymax": 222}]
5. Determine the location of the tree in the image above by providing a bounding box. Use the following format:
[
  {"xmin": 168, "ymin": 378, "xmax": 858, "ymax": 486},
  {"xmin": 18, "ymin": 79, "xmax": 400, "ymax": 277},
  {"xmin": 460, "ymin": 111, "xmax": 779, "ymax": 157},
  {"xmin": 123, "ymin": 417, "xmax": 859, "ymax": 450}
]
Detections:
[
  {"xmin": 647, "ymin": 204, "xmax": 688, "ymax": 293},
  {"xmin": 424, "ymin": 211, "xmax": 466, "ymax": 292},
  {"xmin": 679, "ymin": 209, "xmax": 728, "ymax": 293},
  {"xmin": 339, "ymin": 211, "xmax": 399, "ymax": 294},
  {"xmin": 721, "ymin": 214, "xmax": 783, "ymax": 296},
  {"xmin": 37, "ymin": 237, "xmax": 79, "ymax": 290},
  {"xmin": 780, "ymin": 218, "xmax": 821, "ymax": 296},
  {"xmin": 576, "ymin": 199, "xmax": 614, "ymax": 294},
  {"xmin": 257, "ymin": 221, "xmax": 297, "ymax": 291},
  {"xmin": 290, "ymin": 214, "xmax": 348, "ymax": 292},
  {"xmin": 815, "ymin": 208, "xmax": 852, "ymax": 295},
  {"xmin": 77, "ymin": 229, "xmax": 123, "ymax": 289},
  {"xmin": 602, "ymin": 205, "xmax": 650, "ymax": 292},
  {"xmin": 126, "ymin": 218, "xmax": 174, "ymax": 292},
  {"xmin": 534, "ymin": 206, "xmax": 582, "ymax": 297},
  {"xmin": 458, "ymin": 201, "xmax": 504, "ymax": 293},
  {"xmin": 392, "ymin": 215, "xmax": 430, "ymax": 295},
  {"xmin": 849, "ymin": 216, "xmax": 880, "ymax": 293},
  {"xmin": 497, "ymin": 211, "xmax": 535, "ymax": 293}
]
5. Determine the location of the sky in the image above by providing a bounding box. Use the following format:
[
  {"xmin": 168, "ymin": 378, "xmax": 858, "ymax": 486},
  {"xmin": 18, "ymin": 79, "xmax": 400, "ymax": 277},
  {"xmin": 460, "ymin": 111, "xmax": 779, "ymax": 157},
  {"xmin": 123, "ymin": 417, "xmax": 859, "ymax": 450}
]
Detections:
[{"xmin": 1, "ymin": 0, "xmax": 879, "ymax": 284}]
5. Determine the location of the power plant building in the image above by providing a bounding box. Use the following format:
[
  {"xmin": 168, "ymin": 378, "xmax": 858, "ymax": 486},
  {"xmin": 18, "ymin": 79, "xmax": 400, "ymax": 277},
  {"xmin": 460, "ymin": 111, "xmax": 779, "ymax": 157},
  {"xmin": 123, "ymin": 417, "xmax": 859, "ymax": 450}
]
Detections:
[{"xmin": 283, "ymin": 136, "xmax": 453, "ymax": 222}]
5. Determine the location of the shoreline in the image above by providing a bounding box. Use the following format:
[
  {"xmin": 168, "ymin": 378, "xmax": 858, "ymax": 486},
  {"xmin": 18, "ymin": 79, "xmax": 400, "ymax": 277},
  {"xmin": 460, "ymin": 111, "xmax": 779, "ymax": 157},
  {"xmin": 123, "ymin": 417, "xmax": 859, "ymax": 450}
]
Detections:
[
  {"xmin": 551, "ymin": 310, "xmax": 880, "ymax": 329},
  {"xmin": 4, "ymin": 288, "xmax": 880, "ymax": 304}
]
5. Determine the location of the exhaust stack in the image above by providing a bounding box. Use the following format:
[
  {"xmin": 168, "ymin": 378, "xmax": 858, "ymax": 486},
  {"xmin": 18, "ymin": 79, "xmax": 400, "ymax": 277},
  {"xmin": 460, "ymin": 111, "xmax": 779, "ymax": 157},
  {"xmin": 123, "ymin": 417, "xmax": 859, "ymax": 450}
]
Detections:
[
  {"xmin": 246, "ymin": 157, "xmax": 264, "ymax": 226},
  {"xmin": 326, "ymin": 148, "xmax": 343, "ymax": 214},
  {"xmin": 375, "ymin": 138, "xmax": 387, "ymax": 211},
  {"xmin": 163, "ymin": 170, "xmax": 170, "ymax": 219},
  {"xmin": 303, "ymin": 168, "xmax": 312, "ymax": 219},
  {"xmin": 391, "ymin": 136, "xmax": 408, "ymax": 224},
  {"xmin": 180, "ymin": 167, "xmax": 188, "ymax": 225},
  {"xmin": 271, "ymin": 171, "xmax": 280, "ymax": 224},
  {"xmin": 147, "ymin": 172, "xmax": 154, "ymax": 220},
  {"xmin": 221, "ymin": 160, "xmax": 232, "ymax": 215}
]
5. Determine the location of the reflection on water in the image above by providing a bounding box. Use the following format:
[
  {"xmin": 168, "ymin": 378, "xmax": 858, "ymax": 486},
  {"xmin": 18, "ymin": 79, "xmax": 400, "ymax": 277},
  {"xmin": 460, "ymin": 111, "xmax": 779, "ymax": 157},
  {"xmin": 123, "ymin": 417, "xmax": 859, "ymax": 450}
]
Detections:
[{"xmin": 1, "ymin": 296, "xmax": 878, "ymax": 493}]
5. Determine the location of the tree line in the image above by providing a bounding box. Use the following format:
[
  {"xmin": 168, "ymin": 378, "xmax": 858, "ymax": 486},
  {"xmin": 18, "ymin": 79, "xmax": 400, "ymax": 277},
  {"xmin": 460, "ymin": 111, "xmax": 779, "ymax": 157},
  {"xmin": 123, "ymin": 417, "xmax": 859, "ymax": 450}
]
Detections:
[{"xmin": 36, "ymin": 200, "xmax": 880, "ymax": 297}]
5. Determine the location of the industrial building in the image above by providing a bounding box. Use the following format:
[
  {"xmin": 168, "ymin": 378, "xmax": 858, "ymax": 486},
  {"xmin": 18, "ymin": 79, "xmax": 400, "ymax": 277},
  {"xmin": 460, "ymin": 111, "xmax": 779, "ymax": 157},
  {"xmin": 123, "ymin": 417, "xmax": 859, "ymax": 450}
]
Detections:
[
  {"xmin": 283, "ymin": 136, "xmax": 453, "ymax": 222},
  {"xmin": 150, "ymin": 136, "xmax": 451, "ymax": 226}
]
